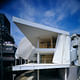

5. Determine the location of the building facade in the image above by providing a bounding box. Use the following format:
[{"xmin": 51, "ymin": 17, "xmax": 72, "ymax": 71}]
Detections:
[{"xmin": 0, "ymin": 14, "xmax": 16, "ymax": 80}]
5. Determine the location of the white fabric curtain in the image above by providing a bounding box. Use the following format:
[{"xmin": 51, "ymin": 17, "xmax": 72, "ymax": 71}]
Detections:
[
  {"xmin": 62, "ymin": 35, "xmax": 70, "ymax": 64},
  {"xmin": 15, "ymin": 37, "xmax": 35, "ymax": 60},
  {"xmin": 53, "ymin": 34, "xmax": 70, "ymax": 64}
]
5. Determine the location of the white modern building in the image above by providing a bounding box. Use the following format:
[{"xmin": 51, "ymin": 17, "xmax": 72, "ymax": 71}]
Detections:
[{"xmin": 12, "ymin": 16, "xmax": 79, "ymax": 80}]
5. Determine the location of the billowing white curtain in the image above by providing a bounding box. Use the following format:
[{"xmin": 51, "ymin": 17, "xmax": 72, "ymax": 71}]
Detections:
[
  {"xmin": 15, "ymin": 37, "xmax": 35, "ymax": 60},
  {"xmin": 53, "ymin": 34, "xmax": 70, "ymax": 64},
  {"xmin": 62, "ymin": 35, "xmax": 70, "ymax": 64}
]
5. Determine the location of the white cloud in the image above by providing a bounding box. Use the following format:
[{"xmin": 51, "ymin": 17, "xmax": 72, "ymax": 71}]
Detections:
[
  {"xmin": 68, "ymin": 0, "xmax": 80, "ymax": 15},
  {"xmin": 40, "ymin": 0, "xmax": 80, "ymax": 26},
  {"xmin": 17, "ymin": 0, "xmax": 36, "ymax": 22},
  {"xmin": 54, "ymin": 0, "xmax": 80, "ymax": 22},
  {"xmin": 44, "ymin": 10, "xmax": 55, "ymax": 17},
  {"xmin": 56, "ymin": 14, "xmax": 65, "ymax": 22},
  {"xmin": 16, "ymin": 0, "xmax": 80, "ymax": 27}
]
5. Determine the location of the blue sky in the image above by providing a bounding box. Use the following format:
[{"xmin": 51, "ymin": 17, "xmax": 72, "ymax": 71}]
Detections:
[{"xmin": 0, "ymin": 0, "xmax": 80, "ymax": 46}]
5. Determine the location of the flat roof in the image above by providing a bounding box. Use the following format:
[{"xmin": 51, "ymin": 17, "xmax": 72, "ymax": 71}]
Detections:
[{"xmin": 13, "ymin": 16, "xmax": 69, "ymax": 35}]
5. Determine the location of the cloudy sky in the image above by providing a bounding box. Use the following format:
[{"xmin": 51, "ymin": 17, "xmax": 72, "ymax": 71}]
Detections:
[{"xmin": 0, "ymin": 0, "xmax": 80, "ymax": 45}]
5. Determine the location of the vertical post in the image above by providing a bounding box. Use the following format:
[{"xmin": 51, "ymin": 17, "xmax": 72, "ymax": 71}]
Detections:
[
  {"xmin": 37, "ymin": 69, "xmax": 39, "ymax": 80},
  {"xmin": 13, "ymin": 74, "xmax": 16, "ymax": 80},
  {"xmin": 37, "ymin": 52, "xmax": 40, "ymax": 64},
  {"xmin": 51, "ymin": 37, "xmax": 53, "ymax": 48},
  {"xmin": 65, "ymin": 68, "xmax": 67, "ymax": 80},
  {"xmin": 37, "ymin": 39, "xmax": 40, "ymax": 63},
  {"xmin": 37, "ymin": 39, "xmax": 39, "ymax": 80}
]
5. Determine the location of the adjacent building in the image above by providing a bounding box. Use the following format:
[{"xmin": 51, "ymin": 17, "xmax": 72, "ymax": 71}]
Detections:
[{"xmin": 0, "ymin": 14, "xmax": 16, "ymax": 80}]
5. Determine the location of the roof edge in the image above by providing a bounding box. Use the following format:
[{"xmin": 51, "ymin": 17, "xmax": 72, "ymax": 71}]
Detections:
[{"xmin": 12, "ymin": 16, "xmax": 69, "ymax": 35}]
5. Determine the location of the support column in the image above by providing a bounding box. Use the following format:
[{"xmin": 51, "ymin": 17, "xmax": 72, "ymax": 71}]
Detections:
[
  {"xmin": 13, "ymin": 74, "xmax": 16, "ymax": 80},
  {"xmin": 65, "ymin": 68, "xmax": 68, "ymax": 80},
  {"xmin": 37, "ymin": 70, "xmax": 39, "ymax": 80},
  {"xmin": 37, "ymin": 52, "xmax": 40, "ymax": 64}
]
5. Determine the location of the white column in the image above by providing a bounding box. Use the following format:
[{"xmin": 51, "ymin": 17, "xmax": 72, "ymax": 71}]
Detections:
[
  {"xmin": 13, "ymin": 74, "xmax": 16, "ymax": 80},
  {"xmin": 37, "ymin": 52, "xmax": 40, "ymax": 64},
  {"xmin": 37, "ymin": 39, "xmax": 40, "ymax": 64},
  {"xmin": 65, "ymin": 68, "xmax": 67, "ymax": 80}
]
